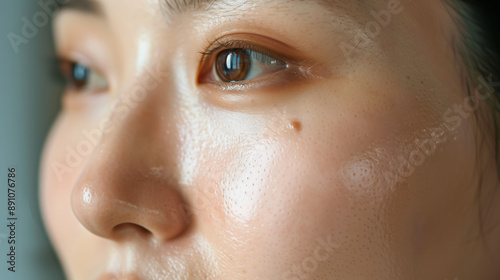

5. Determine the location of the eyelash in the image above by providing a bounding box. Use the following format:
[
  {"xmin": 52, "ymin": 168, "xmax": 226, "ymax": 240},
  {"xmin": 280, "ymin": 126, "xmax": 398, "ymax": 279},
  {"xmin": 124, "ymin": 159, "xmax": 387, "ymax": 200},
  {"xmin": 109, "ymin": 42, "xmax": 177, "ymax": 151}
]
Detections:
[{"xmin": 198, "ymin": 39, "xmax": 278, "ymax": 58}]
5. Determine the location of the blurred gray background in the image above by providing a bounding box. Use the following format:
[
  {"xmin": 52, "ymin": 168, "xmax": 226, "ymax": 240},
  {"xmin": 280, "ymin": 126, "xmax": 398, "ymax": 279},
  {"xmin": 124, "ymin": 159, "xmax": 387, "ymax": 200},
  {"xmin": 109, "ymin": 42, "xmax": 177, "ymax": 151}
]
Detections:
[{"xmin": 1, "ymin": 0, "xmax": 66, "ymax": 279}]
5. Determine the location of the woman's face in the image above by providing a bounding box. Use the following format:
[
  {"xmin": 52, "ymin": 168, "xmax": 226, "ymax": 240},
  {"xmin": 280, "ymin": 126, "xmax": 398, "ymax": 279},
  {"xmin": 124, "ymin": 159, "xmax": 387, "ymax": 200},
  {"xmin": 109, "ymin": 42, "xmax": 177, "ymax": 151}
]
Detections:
[{"xmin": 40, "ymin": 0, "xmax": 494, "ymax": 279}]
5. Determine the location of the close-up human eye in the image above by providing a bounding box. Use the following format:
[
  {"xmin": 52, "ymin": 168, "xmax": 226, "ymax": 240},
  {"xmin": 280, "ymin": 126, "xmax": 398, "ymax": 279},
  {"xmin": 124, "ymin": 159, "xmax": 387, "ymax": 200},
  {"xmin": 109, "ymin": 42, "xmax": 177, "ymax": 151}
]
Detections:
[
  {"xmin": 58, "ymin": 60, "xmax": 108, "ymax": 93},
  {"xmin": 4, "ymin": 0, "xmax": 500, "ymax": 279},
  {"xmin": 200, "ymin": 47, "xmax": 286, "ymax": 84}
]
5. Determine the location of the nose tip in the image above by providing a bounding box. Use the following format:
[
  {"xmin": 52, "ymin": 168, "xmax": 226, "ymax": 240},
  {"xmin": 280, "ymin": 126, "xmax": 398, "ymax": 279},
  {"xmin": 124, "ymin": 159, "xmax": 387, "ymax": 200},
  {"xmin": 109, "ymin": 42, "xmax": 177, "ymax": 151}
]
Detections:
[{"xmin": 72, "ymin": 181, "xmax": 189, "ymax": 243}]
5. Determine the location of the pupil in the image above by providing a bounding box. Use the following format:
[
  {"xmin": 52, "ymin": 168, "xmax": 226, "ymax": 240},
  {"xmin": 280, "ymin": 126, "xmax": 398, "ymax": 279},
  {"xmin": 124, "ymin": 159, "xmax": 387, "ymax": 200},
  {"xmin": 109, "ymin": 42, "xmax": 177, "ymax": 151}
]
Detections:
[{"xmin": 216, "ymin": 49, "xmax": 250, "ymax": 82}]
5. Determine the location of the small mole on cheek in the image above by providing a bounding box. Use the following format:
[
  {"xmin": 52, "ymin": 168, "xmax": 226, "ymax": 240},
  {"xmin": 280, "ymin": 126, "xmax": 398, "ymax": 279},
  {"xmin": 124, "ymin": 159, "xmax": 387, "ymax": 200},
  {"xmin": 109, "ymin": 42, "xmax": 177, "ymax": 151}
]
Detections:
[{"xmin": 290, "ymin": 121, "xmax": 302, "ymax": 132}]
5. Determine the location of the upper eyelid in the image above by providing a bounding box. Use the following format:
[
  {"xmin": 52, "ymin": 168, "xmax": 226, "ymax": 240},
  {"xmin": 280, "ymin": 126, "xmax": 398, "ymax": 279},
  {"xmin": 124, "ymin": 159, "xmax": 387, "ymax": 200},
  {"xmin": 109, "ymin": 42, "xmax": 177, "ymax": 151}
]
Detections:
[
  {"xmin": 197, "ymin": 32, "xmax": 303, "ymax": 60},
  {"xmin": 198, "ymin": 40, "xmax": 266, "ymax": 56},
  {"xmin": 198, "ymin": 38, "xmax": 230, "ymax": 56},
  {"xmin": 197, "ymin": 39, "xmax": 290, "ymax": 66}
]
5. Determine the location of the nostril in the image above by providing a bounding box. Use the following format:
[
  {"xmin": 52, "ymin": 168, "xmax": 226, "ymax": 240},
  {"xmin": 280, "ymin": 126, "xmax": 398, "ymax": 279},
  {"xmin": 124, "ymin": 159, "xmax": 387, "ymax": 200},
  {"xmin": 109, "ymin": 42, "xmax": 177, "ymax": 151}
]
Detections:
[{"xmin": 112, "ymin": 223, "xmax": 152, "ymax": 240}]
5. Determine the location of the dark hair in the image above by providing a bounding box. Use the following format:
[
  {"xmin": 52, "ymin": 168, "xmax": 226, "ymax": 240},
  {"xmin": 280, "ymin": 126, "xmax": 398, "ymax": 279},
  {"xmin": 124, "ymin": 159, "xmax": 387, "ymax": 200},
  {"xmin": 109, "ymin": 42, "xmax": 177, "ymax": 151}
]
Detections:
[{"xmin": 445, "ymin": 0, "xmax": 500, "ymax": 239}]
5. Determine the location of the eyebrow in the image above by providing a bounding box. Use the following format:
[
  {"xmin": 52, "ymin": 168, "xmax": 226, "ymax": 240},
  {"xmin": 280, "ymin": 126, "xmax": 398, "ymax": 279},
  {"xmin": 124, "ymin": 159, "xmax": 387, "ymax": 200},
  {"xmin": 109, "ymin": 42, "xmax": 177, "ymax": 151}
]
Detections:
[
  {"xmin": 160, "ymin": 0, "xmax": 345, "ymax": 19},
  {"xmin": 58, "ymin": 0, "xmax": 216, "ymax": 18},
  {"xmin": 58, "ymin": 0, "xmax": 103, "ymax": 15},
  {"xmin": 161, "ymin": 0, "xmax": 217, "ymax": 14},
  {"xmin": 59, "ymin": 0, "xmax": 342, "ymax": 21}
]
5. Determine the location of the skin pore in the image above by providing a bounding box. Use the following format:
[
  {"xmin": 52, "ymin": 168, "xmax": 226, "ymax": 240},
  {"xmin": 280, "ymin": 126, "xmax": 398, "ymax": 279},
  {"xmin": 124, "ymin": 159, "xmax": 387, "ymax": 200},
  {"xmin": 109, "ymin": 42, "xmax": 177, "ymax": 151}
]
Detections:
[{"xmin": 40, "ymin": 0, "xmax": 500, "ymax": 279}]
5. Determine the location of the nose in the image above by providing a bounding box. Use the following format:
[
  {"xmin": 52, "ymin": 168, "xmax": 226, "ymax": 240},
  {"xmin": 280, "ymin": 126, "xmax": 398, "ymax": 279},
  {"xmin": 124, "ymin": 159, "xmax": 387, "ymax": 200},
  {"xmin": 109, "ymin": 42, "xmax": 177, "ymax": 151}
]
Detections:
[{"xmin": 71, "ymin": 80, "xmax": 189, "ymax": 243}]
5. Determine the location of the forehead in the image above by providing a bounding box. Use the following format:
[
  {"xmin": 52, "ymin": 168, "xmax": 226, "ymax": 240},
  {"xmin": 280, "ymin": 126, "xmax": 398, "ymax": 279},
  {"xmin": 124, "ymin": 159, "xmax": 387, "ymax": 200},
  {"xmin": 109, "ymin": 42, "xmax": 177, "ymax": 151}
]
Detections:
[{"xmin": 58, "ymin": 0, "xmax": 452, "ymax": 37}]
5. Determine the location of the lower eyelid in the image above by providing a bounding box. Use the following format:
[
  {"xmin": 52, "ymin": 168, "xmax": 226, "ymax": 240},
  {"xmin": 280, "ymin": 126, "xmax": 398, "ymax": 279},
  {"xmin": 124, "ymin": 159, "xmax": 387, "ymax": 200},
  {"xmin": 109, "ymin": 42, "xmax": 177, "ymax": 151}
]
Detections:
[{"xmin": 214, "ymin": 67, "xmax": 291, "ymax": 90}]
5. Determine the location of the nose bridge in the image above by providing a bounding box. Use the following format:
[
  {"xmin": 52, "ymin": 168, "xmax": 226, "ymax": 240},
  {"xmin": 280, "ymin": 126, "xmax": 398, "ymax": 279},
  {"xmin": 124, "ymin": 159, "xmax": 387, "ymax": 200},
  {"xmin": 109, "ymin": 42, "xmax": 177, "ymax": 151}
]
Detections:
[{"xmin": 71, "ymin": 70, "xmax": 189, "ymax": 243}]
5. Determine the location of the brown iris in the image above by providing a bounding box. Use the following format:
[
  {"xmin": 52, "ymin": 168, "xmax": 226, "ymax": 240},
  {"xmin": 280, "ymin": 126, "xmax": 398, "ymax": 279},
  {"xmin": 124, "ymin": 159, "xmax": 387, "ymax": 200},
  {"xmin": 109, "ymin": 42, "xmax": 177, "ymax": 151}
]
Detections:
[{"xmin": 215, "ymin": 49, "xmax": 251, "ymax": 82}]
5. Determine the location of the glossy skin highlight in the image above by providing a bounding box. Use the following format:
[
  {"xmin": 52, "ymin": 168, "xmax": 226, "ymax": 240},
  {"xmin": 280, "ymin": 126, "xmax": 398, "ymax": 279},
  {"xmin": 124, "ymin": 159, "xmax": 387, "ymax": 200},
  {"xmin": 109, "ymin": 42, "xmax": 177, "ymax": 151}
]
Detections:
[{"xmin": 39, "ymin": 0, "xmax": 500, "ymax": 279}]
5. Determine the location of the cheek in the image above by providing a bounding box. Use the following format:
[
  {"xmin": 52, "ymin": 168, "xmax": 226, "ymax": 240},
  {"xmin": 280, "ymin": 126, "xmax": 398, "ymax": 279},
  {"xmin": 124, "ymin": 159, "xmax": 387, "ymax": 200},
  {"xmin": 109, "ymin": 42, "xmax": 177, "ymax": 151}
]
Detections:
[
  {"xmin": 40, "ymin": 114, "xmax": 109, "ymax": 278},
  {"xmin": 189, "ymin": 90, "xmax": 406, "ymax": 277},
  {"xmin": 201, "ymin": 128, "xmax": 401, "ymax": 278},
  {"xmin": 40, "ymin": 115, "xmax": 79, "ymax": 245},
  {"xmin": 195, "ymin": 68, "xmax": 461, "ymax": 277}
]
